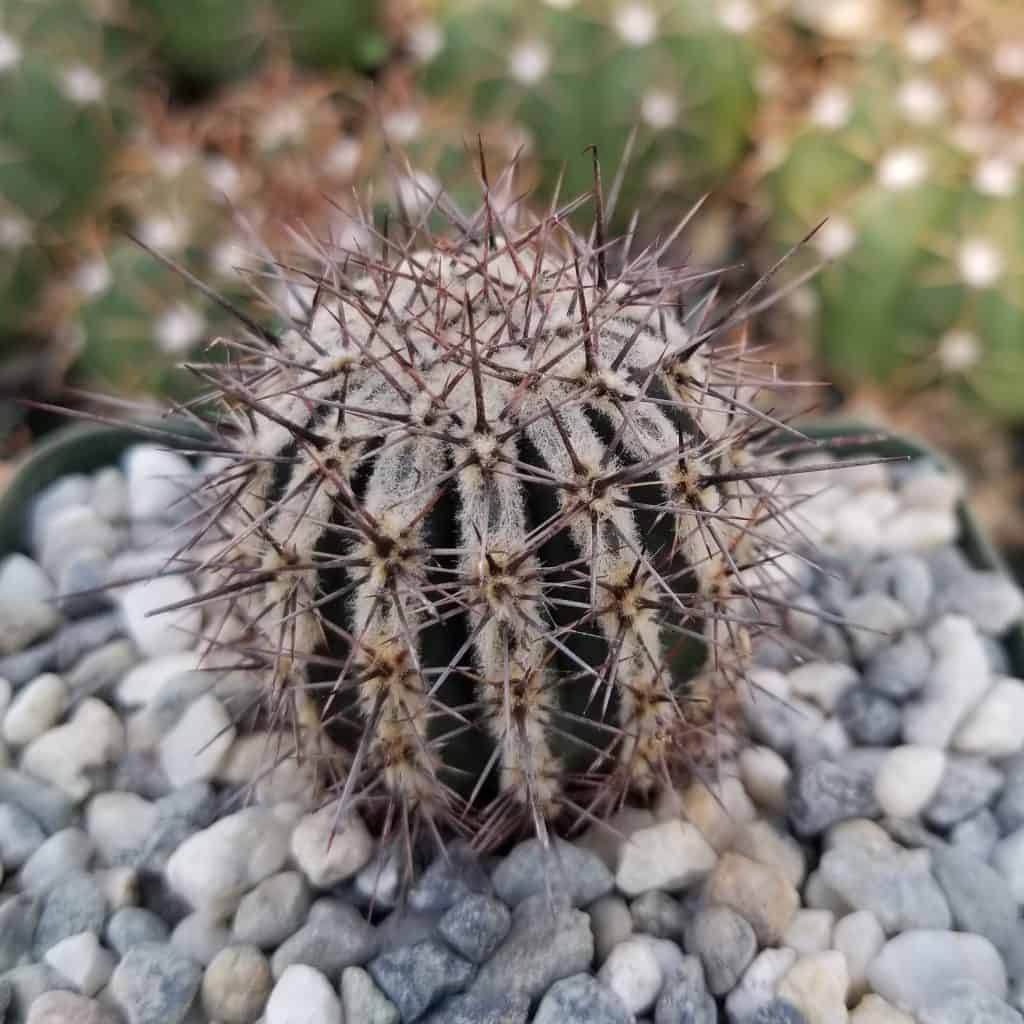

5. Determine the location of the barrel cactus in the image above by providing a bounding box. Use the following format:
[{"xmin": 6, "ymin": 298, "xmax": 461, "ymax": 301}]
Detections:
[
  {"xmin": 754, "ymin": 3, "xmax": 1024, "ymax": 423},
  {"xmin": 165, "ymin": 161, "xmax": 836, "ymax": 859}
]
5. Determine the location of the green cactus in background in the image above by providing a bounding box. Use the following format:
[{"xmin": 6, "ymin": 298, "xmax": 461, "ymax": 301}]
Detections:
[
  {"xmin": 755, "ymin": 3, "xmax": 1024, "ymax": 422},
  {"xmin": 414, "ymin": 0, "xmax": 758, "ymax": 232},
  {"xmin": 276, "ymin": 0, "xmax": 391, "ymax": 73}
]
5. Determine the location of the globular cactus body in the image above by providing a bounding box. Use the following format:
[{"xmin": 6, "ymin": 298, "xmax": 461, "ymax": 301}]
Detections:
[{"xmin": 184, "ymin": 170, "xmax": 804, "ymax": 854}]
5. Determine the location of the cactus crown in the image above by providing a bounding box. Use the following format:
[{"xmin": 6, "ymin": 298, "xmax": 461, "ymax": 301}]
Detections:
[{"xmin": 174, "ymin": 157, "xmax": 812, "ymax": 857}]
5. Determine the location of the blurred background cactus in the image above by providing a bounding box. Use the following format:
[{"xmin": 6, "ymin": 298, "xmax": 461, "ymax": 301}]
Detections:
[{"xmin": 1, "ymin": 0, "xmax": 1023, "ymax": 569}]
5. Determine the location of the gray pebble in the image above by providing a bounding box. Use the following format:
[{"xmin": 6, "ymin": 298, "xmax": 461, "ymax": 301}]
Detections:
[
  {"xmin": 844, "ymin": 591, "xmax": 909, "ymax": 660},
  {"xmin": 438, "ymin": 894, "xmax": 511, "ymax": 965},
  {"xmin": 951, "ymin": 809, "xmax": 1001, "ymax": 863},
  {"xmin": 788, "ymin": 761, "xmax": 880, "ymax": 838},
  {"xmin": 470, "ymin": 894, "xmax": 593, "ymax": 1005},
  {"xmin": 111, "ymin": 751, "xmax": 172, "ymax": 800},
  {"xmin": 106, "ymin": 907, "xmax": 170, "ymax": 957},
  {"xmin": 0, "ymin": 894, "xmax": 43, "ymax": 972},
  {"xmin": 378, "ymin": 908, "xmax": 446, "ymax": 954},
  {"xmin": 927, "ymin": 546, "xmax": 972, "ymax": 588},
  {"xmin": 66, "ymin": 639, "xmax": 138, "ymax": 697},
  {"xmin": 653, "ymin": 955, "xmax": 715, "ymax": 1024},
  {"xmin": 170, "ymin": 911, "xmax": 232, "ymax": 967},
  {"xmin": 0, "ymin": 641, "xmax": 57, "ymax": 687},
  {"xmin": 811, "ymin": 623, "xmax": 852, "ymax": 664},
  {"xmin": 29, "ymin": 475, "xmax": 92, "ymax": 553},
  {"xmin": 91, "ymin": 466, "xmax": 128, "ymax": 523},
  {"xmin": 57, "ymin": 550, "xmax": 112, "ymax": 619},
  {"xmin": 0, "ymin": 802, "xmax": 46, "ymax": 869},
  {"xmin": 754, "ymin": 637, "xmax": 793, "ymax": 671},
  {"xmin": 18, "ymin": 831, "xmax": 92, "ymax": 896},
  {"xmin": 934, "ymin": 570, "xmax": 1024, "ymax": 636},
  {"xmin": 33, "ymin": 871, "xmax": 107, "ymax": 955},
  {"xmin": 491, "ymin": 838, "xmax": 612, "ymax": 908},
  {"xmin": 863, "ymin": 632, "xmax": 931, "ymax": 700},
  {"xmin": 0, "ymin": 554, "xmax": 54, "ymax": 604},
  {"xmin": 834, "ymin": 686, "xmax": 902, "ymax": 745},
  {"xmin": 2, "ymin": 962, "xmax": 70, "ymax": 1024},
  {"xmin": 533, "ymin": 973, "xmax": 631, "ymax": 1024},
  {"xmin": 819, "ymin": 843, "xmax": 951, "ymax": 933},
  {"xmin": 925, "ymin": 758, "xmax": 1004, "ymax": 831},
  {"xmin": 272, "ymin": 898, "xmax": 378, "ymax": 981},
  {"xmin": 686, "ymin": 905, "xmax": 757, "ymax": 996},
  {"xmin": 931, "ymin": 846, "xmax": 1021, "ymax": 961},
  {"xmin": 0, "ymin": 600, "xmax": 60, "ymax": 657},
  {"xmin": 919, "ymin": 978, "xmax": 1024, "ymax": 1024},
  {"xmin": 860, "ymin": 555, "xmax": 933, "ymax": 625},
  {"xmin": 109, "ymin": 941, "xmax": 202, "ymax": 1024},
  {"xmin": 136, "ymin": 782, "xmax": 219, "ymax": 873},
  {"xmin": 630, "ymin": 891, "xmax": 684, "ymax": 940},
  {"xmin": 369, "ymin": 938, "xmax": 475, "ymax": 1022},
  {"xmin": 741, "ymin": 999, "xmax": 808, "ymax": 1024},
  {"xmin": 232, "ymin": 871, "xmax": 311, "ymax": 950},
  {"xmin": 422, "ymin": 992, "xmax": 530, "ymax": 1024},
  {"xmin": 995, "ymin": 754, "xmax": 1024, "ymax": 834},
  {"xmin": 409, "ymin": 841, "xmax": 492, "ymax": 914},
  {"xmin": 55, "ymin": 612, "xmax": 124, "ymax": 673}
]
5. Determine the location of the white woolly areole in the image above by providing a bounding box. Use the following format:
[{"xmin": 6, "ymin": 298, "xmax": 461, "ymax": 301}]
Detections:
[
  {"xmin": 810, "ymin": 86, "xmax": 852, "ymax": 129},
  {"xmin": 613, "ymin": 3, "xmax": 658, "ymax": 47},
  {"xmin": 0, "ymin": 32, "xmax": 21, "ymax": 73},
  {"xmin": 641, "ymin": 90, "xmax": 679, "ymax": 129},
  {"xmin": 406, "ymin": 20, "xmax": 444, "ymax": 63},
  {"xmin": 897, "ymin": 78, "xmax": 946, "ymax": 125},
  {"xmin": 72, "ymin": 259, "xmax": 111, "ymax": 297},
  {"xmin": 814, "ymin": 217, "xmax": 857, "ymax": 258},
  {"xmin": 958, "ymin": 239, "xmax": 1003, "ymax": 288},
  {"xmin": 205, "ymin": 157, "xmax": 243, "ymax": 201},
  {"xmin": 0, "ymin": 214, "xmax": 31, "ymax": 250},
  {"xmin": 508, "ymin": 41, "xmax": 551, "ymax": 85},
  {"xmin": 381, "ymin": 108, "xmax": 423, "ymax": 145},
  {"xmin": 60, "ymin": 64, "xmax": 104, "ymax": 104},
  {"xmin": 939, "ymin": 329, "xmax": 981, "ymax": 372},
  {"xmin": 877, "ymin": 147, "xmax": 929, "ymax": 190},
  {"xmin": 137, "ymin": 214, "xmax": 190, "ymax": 252},
  {"xmin": 904, "ymin": 22, "xmax": 946, "ymax": 62},
  {"xmin": 718, "ymin": 1, "xmax": 756, "ymax": 34},
  {"xmin": 973, "ymin": 156, "xmax": 1019, "ymax": 197},
  {"xmin": 993, "ymin": 42, "xmax": 1024, "ymax": 79},
  {"xmin": 155, "ymin": 303, "xmax": 206, "ymax": 354}
]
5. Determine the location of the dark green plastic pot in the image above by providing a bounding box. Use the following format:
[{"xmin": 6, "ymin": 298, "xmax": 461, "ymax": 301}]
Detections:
[{"xmin": 0, "ymin": 416, "xmax": 1021, "ymax": 673}]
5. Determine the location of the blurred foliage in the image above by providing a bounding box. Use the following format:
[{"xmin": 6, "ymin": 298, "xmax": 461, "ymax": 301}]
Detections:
[{"xmin": 0, "ymin": 0, "xmax": 1023, "ymax": 553}]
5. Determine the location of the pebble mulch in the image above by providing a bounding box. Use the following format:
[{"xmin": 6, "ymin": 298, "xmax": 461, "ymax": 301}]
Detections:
[{"xmin": 0, "ymin": 444, "xmax": 1020, "ymax": 1023}]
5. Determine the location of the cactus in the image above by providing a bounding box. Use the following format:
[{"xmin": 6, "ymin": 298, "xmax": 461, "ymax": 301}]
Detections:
[
  {"xmin": 275, "ymin": 0, "xmax": 391, "ymax": 73},
  {"xmin": 754, "ymin": 5, "xmax": 1024, "ymax": 423},
  {"xmin": 414, "ymin": 0, "xmax": 758, "ymax": 233},
  {"xmin": 163, "ymin": 163, "xmax": 840, "ymax": 859}
]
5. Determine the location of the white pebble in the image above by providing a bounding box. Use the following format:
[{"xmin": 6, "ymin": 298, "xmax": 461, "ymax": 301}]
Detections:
[
  {"xmin": 783, "ymin": 909, "xmax": 834, "ymax": 955},
  {"xmin": 873, "ymin": 746, "xmax": 946, "ymax": 819},
  {"xmin": 116, "ymin": 652, "xmax": 201, "ymax": 708},
  {"xmin": 725, "ymin": 946, "xmax": 797, "ymax": 1021},
  {"xmin": 40, "ymin": 505, "xmax": 118, "ymax": 576},
  {"xmin": 903, "ymin": 616, "xmax": 990, "ymax": 748},
  {"xmin": 265, "ymin": 964, "xmax": 342, "ymax": 1024},
  {"xmin": 833, "ymin": 911, "xmax": 885, "ymax": 1003},
  {"xmin": 953, "ymin": 677, "xmax": 1024, "ymax": 756},
  {"xmin": 850, "ymin": 993, "xmax": 915, "ymax": 1022},
  {"xmin": 21, "ymin": 698, "xmax": 125, "ymax": 801},
  {"xmin": 991, "ymin": 826, "xmax": 1024, "ymax": 902},
  {"xmin": 159, "ymin": 694, "xmax": 236, "ymax": 786},
  {"xmin": 867, "ymin": 930, "xmax": 1007, "ymax": 1015},
  {"xmin": 659, "ymin": 776, "xmax": 756, "ymax": 852},
  {"xmin": 96, "ymin": 866, "xmax": 139, "ymax": 910},
  {"xmin": 777, "ymin": 950, "xmax": 850, "ymax": 1024},
  {"xmin": 166, "ymin": 808, "xmax": 290, "ymax": 916},
  {"xmin": 900, "ymin": 469, "xmax": 962, "ymax": 513},
  {"xmin": 290, "ymin": 807, "xmax": 375, "ymax": 889},
  {"xmin": 615, "ymin": 820, "xmax": 718, "ymax": 896},
  {"xmin": 0, "ymin": 554, "xmax": 55, "ymax": 603},
  {"xmin": 598, "ymin": 936, "xmax": 664, "ymax": 1015},
  {"xmin": 878, "ymin": 510, "xmax": 957, "ymax": 553},
  {"xmin": 44, "ymin": 931, "xmax": 115, "ymax": 996},
  {"xmin": 787, "ymin": 662, "xmax": 858, "ymax": 713},
  {"xmin": 119, "ymin": 576, "xmax": 203, "ymax": 657},
  {"xmin": 86, "ymin": 792, "xmax": 157, "ymax": 866},
  {"xmin": 739, "ymin": 746, "xmax": 791, "ymax": 815},
  {"xmin": 124, "ymin": 446, "xmax": 196, "ymax": 525},
  {"xmin": 3, "ymin": 673, "xmax": 67, "ymax": 747}
]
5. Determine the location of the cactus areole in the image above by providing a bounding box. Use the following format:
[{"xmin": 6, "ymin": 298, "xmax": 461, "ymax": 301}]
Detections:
[{"xmin": 178, "ymin": 165, "xmax": 812, "ymax": 855}]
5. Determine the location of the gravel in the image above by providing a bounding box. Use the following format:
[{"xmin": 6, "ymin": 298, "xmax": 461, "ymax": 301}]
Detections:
[{"xmin": 0, "ymin": 444, "xmax": 1020, "ymax": 1023}]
